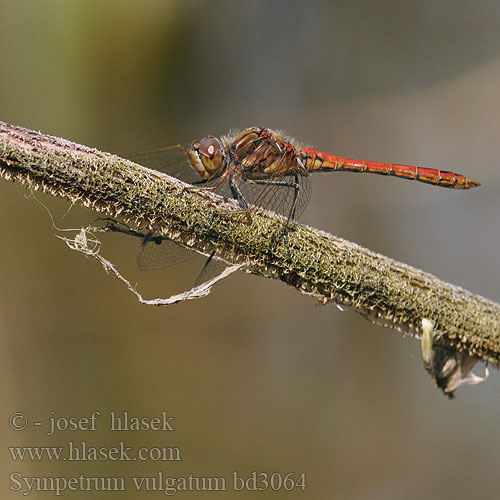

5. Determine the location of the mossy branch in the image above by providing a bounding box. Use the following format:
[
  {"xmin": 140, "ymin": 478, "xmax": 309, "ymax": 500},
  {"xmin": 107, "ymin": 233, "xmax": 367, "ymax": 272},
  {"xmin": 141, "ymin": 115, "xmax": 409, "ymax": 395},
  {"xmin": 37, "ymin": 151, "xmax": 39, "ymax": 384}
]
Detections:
[{"xmin": 1, "ymin": 120, "xmax": 499, "ymax": 369}]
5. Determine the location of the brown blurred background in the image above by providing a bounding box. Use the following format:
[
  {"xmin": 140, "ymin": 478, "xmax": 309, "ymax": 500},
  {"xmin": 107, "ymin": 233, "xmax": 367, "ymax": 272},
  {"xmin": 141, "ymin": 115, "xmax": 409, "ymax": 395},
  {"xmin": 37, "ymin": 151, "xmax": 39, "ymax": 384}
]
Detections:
[{"xmin": 1, "ymin": 1, "xmax": 500, "ymax": 499}]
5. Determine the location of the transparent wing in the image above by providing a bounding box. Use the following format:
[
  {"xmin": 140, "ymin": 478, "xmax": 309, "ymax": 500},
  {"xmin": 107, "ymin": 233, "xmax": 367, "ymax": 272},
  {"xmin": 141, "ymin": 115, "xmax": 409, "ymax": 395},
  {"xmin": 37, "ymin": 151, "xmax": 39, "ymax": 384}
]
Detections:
[
  {"xmin": 127, "ymin": 144, "xmax": 202, "ymax": 184},
  {"xmin": 136, "ymin": 235, "xmax": 194, "ymax": 271},
  {"xmin": 242, "ymin": 172, "xmax": 311, "ymax": 220},
  {"xmin": 137, "ymin": 236, "xmax": 232, "ymax": 290},
  {"xmin": 194, "ymin": 252, "xmax": 232, "ymax": 287},
  {"xmin": 129, "ymin": 144, "xmax": 208, "ymax": 273}
]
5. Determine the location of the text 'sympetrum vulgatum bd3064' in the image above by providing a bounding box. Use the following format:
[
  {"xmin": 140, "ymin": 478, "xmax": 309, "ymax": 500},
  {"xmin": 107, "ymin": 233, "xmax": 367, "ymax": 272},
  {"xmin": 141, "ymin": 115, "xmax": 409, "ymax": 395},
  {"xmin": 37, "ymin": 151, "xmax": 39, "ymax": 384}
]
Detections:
[{"xmin": 129, "ymin": 127, "xmax": 480, "ymax": 284}]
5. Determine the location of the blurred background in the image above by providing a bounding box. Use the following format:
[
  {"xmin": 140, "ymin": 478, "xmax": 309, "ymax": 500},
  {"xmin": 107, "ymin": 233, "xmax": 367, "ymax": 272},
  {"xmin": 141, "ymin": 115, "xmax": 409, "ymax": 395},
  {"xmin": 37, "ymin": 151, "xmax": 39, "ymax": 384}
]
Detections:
[{"xmin": 1, "ymin": 1, "xmax": 500, "ymax": 498}]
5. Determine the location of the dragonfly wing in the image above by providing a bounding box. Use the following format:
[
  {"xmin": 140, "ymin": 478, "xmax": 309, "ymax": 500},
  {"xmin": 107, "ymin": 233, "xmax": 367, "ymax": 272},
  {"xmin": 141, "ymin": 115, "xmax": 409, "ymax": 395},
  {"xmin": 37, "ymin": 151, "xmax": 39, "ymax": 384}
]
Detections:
[
  {"xmin": 235, "ymin": 167, "xmax": 311, "ymax": 221},
  {"xmin": 137, "ymin": 237, "xmax": 194, "ymax": 271},
  {"xmin": 126, "ymin": 145, "xmax": 202, "ymax": 184},
  {"xmin": 193, "ymin": 252, "xmax": 232, "ymax": 288}
]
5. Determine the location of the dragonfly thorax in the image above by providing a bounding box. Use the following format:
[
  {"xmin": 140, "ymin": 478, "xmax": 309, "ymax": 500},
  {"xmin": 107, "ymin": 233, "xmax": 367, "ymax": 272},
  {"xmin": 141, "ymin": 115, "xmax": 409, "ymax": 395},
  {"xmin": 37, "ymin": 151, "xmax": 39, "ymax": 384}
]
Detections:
[
  {"xmin": 229, "ymin": 127, "xmax": 302, "ymax": 179},
  {"xmin": 188, "ymin": 136, "xmax": 226, "ymax": 180}
]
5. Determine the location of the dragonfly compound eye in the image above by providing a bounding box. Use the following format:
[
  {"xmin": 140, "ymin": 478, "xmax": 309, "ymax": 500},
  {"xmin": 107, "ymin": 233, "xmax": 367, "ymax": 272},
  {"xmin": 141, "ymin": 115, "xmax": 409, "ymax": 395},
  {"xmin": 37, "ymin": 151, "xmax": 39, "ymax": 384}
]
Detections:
[
  {"xmin": 196, "ymin": 137, "xmax": 224, "ymax": 176},
  {"xmin": 199, "ymin": 137, "xmax": 220, "ymax": 158}
]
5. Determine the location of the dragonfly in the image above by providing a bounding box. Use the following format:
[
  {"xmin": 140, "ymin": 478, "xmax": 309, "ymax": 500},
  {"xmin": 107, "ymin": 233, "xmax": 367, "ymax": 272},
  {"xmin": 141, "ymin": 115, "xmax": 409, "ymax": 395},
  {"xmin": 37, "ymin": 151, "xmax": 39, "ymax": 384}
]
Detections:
[{"xmin": 129, "ymin": 127, "xmax": 480, "ymax": 282}]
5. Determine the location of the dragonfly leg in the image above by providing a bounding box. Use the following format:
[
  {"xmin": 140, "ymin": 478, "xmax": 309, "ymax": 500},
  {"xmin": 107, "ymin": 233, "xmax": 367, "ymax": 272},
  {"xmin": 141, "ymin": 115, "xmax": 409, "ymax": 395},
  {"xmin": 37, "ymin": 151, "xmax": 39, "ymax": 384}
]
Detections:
[
  {"xmin": 178, "ymin": 179, "xmax": 210, "ymax": 198},
  {"xmin": 205, "ymin": 176, "xmax": 251, "ymax": 228},
  {"xmin": 229, "ymin": 176, "xmax": 250, "ymax": 212},
  {"xmin": 180, "ymin": 169, "xmax": 231, "ymax": 200}
]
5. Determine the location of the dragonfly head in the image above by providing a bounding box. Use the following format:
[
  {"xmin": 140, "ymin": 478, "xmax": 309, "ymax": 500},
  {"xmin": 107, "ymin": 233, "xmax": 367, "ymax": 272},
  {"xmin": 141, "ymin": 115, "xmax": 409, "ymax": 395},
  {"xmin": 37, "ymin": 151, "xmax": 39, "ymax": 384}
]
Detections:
[{"xmin": 188, "ymin": 136, "xmax": 225, "ymax": 179}]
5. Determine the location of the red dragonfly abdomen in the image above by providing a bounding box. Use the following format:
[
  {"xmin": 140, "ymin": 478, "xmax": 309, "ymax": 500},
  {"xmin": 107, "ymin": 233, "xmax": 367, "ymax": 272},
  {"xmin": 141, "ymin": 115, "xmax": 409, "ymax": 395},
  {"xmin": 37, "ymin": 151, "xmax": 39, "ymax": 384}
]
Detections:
[{"xmin": 300, "ymin": 148, "xmax": 480, "ymax": 189}]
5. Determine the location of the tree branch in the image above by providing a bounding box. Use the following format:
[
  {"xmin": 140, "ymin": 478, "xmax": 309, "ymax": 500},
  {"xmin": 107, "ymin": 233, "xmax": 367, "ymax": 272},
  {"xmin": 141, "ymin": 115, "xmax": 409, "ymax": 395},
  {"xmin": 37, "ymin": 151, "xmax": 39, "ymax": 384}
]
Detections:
[{"xmin": 1, "ymin": 120, "xmax": 499, "ymax": 374}]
